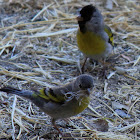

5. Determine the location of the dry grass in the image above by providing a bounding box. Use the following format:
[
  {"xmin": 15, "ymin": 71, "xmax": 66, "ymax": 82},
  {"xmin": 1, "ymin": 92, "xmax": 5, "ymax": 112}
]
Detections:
[{"xmin": 0, "ymin": 0, "xmax": 140, "ymax": 139}]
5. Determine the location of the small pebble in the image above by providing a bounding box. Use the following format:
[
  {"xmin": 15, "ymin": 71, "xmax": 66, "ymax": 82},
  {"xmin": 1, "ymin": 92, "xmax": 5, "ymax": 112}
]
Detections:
[
  {"xmin": 115, "ymin": 66, "xmax": 127, "ymax": 74},
  {"xmin": 115, "ymin": 109, "xmax": 131, "ymax": 119}
]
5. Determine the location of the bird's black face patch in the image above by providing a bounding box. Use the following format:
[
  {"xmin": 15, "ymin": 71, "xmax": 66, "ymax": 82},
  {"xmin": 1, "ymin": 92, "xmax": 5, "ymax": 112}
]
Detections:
[
  {"xmin": 80, "ymin": 5, "xmax": 96, "ymax": 22},
  {"xmin": 78, "ymin": 5, "xmax": 96, "ymax": 33}
]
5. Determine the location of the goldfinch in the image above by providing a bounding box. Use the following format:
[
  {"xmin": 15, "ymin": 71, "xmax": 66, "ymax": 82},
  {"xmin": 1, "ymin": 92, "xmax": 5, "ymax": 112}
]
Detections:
[
  {"xmin": 0, "ymin": 74, "xmax": 94, "ymax": 133},
  {"xmin": 77, "ymin": 5, "xmax": 114, "ymax": 71}
]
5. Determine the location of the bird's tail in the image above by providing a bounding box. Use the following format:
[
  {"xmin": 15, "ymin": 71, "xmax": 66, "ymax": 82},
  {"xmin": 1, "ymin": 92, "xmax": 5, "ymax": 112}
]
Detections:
[{"xmin": 0, "ymin": 86, "xmax": 33, "ymax": 99}]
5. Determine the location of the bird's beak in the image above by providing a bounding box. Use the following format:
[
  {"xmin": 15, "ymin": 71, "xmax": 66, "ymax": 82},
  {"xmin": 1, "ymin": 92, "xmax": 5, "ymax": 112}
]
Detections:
[
  {"xmin": 87, "ymin": 86, "xmax": 94, "ymax": 95},
  {"xmin": 76, "ymin": 16, "xmax": 83, "ymax": 21},
  {"xmin": 87, "ymin": 88, "xmax": 91, "ymax": 95}
]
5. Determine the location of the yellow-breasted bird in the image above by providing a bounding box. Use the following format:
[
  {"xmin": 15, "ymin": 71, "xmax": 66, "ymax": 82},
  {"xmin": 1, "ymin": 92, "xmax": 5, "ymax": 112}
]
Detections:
[
  {"xmin": 0, "ymin": 74, "xmax": 94, "ymax": 133},
  {"xmin": 77, "ymin": 5, "xmax": 114, "ymax": 72}
]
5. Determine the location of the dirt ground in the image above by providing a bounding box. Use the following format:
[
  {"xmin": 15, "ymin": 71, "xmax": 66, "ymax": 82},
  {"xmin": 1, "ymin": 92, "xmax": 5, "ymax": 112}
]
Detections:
[{"xmin": 0, "ymin": 0, "xmax": 139, "ymax": 139}]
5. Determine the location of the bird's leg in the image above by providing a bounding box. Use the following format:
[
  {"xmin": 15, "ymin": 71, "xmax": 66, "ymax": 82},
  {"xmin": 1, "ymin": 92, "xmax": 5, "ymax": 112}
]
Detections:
[
  {"xmin": 98, "ymin": 59, "xmax": 108, "ymax": 78},
  {"xmin": 81, "ymin": 57, "xmax": 88, "ymax": 73},
  {"xmin": 51, "ymin": 118, "xmax": 62, "ymax": 134}
]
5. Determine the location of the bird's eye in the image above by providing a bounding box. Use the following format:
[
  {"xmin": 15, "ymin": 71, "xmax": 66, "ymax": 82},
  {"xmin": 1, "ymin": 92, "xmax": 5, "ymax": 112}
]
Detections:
[{"xmin": 79, "ymin": 84, "xmax": 82, "ymax": 88}]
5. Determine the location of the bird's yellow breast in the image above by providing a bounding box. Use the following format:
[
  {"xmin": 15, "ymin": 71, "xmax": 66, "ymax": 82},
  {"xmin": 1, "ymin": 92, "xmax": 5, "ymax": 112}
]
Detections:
[
  {"xmin": 77, "ymin": 29, "xmax": 106, "ymax": 56},
  {"xmin": 75, "ymin": 96, "xmax": 90, "ymax": 114}
]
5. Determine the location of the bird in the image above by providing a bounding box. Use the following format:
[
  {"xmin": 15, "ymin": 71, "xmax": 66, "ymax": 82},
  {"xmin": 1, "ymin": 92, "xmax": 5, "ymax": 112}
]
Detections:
[
  {"xmin": 76, "ymin": 5, "xmax": 114, "ymax": 72},
  {"xmin": 0, "ymin": 74, "xmax": 94, "ymax": 133}
]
